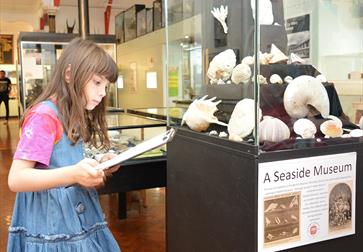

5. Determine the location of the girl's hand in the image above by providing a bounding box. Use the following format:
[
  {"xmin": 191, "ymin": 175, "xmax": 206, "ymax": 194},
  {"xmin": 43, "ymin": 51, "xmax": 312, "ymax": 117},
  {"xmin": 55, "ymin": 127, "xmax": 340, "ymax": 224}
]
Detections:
[
  {"xmin": 100, "ymin": 153, "xmax": 121, "ymax": 176},
  {"xmin": 73, "ymin": 158, "xmax": 105, "ymax": 188}
]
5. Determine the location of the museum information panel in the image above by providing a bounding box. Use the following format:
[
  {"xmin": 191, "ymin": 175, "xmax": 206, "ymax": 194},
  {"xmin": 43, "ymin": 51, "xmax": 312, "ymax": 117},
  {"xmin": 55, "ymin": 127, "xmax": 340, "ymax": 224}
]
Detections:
[{"xmin": 258, "ymin": 152, "xmax": 356, "ymax": 252}]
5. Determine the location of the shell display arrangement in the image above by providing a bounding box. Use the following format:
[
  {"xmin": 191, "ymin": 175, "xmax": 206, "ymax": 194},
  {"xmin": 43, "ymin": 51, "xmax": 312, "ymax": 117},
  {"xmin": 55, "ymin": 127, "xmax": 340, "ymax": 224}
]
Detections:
[{"xmin": 180, "ymin": 3, "xmax": 363, "ymax": 145}]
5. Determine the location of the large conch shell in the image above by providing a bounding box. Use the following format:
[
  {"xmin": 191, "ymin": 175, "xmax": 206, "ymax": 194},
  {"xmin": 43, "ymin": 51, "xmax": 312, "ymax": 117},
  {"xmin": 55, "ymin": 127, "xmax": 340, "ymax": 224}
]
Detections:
[
  {"xmin": 181, "ymin": 95, "xmax": 228, "ymax": 132},
  {"xmin": 207, "ymin": 49, "xmax": 236, "ymax": 84},
  {"xmin": 259, "ymin": 116, "xmax": 290, "ymax": 143},
  {"xmin": 228, "ymin": 98, "xmax": 262, "ymax": 141},
  {"xmin": 231, "ymin": 63, "xmax": 251, "ymax": 84},
  {"xmin": 283, "ymin": 75, "xmax": 330, "ymax": 119}
]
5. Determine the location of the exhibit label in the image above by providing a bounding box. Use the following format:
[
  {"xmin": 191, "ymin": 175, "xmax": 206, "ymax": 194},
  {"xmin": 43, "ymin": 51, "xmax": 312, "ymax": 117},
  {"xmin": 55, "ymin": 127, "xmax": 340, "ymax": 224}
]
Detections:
[{"xmin": 257, "ymin": 152, "xmax": 356, "ymax": 252}]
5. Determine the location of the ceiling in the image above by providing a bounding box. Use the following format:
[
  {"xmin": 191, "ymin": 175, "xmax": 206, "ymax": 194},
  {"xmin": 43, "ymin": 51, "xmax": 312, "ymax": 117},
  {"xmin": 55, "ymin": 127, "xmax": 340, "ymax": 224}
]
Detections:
[{"xmin": 0, "ymin": 0, "xmax": 155, "ymax": 12}]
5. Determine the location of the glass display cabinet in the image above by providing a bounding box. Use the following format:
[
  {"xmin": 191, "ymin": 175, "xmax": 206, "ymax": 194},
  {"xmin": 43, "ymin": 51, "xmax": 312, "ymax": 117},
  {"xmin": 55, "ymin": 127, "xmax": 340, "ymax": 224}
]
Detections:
[
  {"xmin": 165, "ymin": 1, "xmax": 363, "ymax": 252},
  {"xmin": 17, "ymin": 32, "xmax": 118, "ymax": 115}
]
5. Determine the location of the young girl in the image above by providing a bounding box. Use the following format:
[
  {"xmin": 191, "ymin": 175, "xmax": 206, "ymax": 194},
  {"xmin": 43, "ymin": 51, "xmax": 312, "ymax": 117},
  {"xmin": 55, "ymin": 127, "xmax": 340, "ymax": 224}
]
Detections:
[{"xmin": 8, "ymin": 38, "xmax": 121, "ymax": 251}]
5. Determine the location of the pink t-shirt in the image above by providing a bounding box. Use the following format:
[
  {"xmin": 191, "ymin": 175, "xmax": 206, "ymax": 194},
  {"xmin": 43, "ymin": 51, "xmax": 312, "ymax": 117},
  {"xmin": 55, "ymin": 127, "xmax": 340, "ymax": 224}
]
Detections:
[{"xmin": 14, "ymin": 102, "xmax": 63, "ymax": 167}]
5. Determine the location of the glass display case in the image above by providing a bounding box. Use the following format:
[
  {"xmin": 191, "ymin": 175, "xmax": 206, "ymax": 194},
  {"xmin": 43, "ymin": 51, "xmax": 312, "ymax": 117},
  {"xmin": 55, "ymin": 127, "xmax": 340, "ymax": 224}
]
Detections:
[
  {"xmin": 18, "ymin": 32, "xmax": 118, "ymax": 115},
  {"xmin": 165, "ymin": 1, "xmax": 363, "ymax": 252},
  {"xmin": 165, "ymin": 0, "xmax": 363, "ymax": 151}
]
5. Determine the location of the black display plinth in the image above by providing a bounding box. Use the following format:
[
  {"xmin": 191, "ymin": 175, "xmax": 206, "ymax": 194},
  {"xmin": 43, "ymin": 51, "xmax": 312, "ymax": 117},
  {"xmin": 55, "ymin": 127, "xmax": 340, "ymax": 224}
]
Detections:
[{"xmin": 167, "ymin": 128, "xmax": 363, "ymax": 252}]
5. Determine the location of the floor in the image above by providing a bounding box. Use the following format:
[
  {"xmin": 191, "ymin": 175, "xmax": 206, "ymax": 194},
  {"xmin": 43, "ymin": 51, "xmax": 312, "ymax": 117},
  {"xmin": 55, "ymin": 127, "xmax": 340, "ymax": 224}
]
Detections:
[{"xmin": 0, "ymin": 118, "xmax": 166, "ymax": 252}]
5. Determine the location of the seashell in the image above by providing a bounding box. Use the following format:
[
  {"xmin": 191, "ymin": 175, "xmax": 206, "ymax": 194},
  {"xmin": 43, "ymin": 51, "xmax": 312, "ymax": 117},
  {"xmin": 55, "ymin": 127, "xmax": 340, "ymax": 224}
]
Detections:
[
  {"xmin": 219, "ymin": 131, "xmax": 228, "ymax": 138},
  {"xmin": 316, "ymin": 74, "xmax": 327, "ymax": 83},
  {"xmin": 326, "ymin": 115, "xmax": 342, "ymax": 127},
  {"xmin": 211, "ymin": 5, "xmax": 228, "ymax": 33},
  {"xmin": 284, "ymin": 76, "xmax": 293, "ymax": 84},
  {"xmin": 207, "ymin": 49, "xmax": 236, "ymax": 84},
  {"xmin": 283, "ymin": 75, "xmax": 330, "ymax": 119},
  {"xmin": 228, "ymin": 98, "xmax": 262, "ymax": 141},
  {"xmin": 293, "ymin": 118, "xmax": 317, "ymax": 139},
  {"xmin": 269, "ymin": 44, "xmax": 288, "ymax": 64},
  {"xmin": 182, "ymin": 95, "xmax": 228, "ymax": 132},
  {"xmin": 226, "ymin": 80, "xmax": 232, "ymax": 84},
  {"xmin": 320, "ymin": 120, "xmax": 343, "ymax": 138},
  {"xmin": 231, "ymin": 63, "xmax": 251, "ymax": 84},
  {"xmin": 251, "ymin": 0, "xmax": 274, "ymax": 25},
  {"xmin": 217, "ymin": 79, "xmax": 226, "ymax": 85},
  {"xmin": 359, "ymin": 116, "xmax": 363, "ymax": 129},
  {"xmin": 289, "ymin": 53, "xmax": 305, "ymax": 64},
  {"xmin": 270, "ymin": 74, "xmax": 283, "ymax": 84},
  {"xmin": 259, "ymin": 116, "xmax": 290, "ymax": 143},
  {"xmin": 252, "ymin": 75, "xmax": 268, "ymax": 85},
  {"xmin": 209, "ymin": 130, "xmax": 218, "ymax": 136},
  {"xmin": 241, "ymin": 56, "xmax": 254, "ymax": 65},
  {"xmin": 350, "ymin": 129, "xmax": 363, "ymax": 137}
]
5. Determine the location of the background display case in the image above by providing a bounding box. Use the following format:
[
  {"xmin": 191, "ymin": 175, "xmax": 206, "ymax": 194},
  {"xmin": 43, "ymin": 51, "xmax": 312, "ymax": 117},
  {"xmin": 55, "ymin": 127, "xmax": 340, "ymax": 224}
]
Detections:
[
  {"xmin": 165, "ymin": 1, "xmax": 363, "ymax": 251},
  {"xmin": 18, "ymin": 32, "xmax": 118, "ymax": 116}
]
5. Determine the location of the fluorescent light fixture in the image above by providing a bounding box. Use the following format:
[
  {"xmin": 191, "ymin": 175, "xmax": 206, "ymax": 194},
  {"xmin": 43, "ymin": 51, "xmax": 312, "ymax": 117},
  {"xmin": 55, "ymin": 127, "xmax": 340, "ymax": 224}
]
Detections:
[
  {"xmin": 146, "ymin": 71, "xmax": 157, "ymax": 89},
  {"xmin": 117, "ymin": 75, "xmax": 124, "ymax": 88}
]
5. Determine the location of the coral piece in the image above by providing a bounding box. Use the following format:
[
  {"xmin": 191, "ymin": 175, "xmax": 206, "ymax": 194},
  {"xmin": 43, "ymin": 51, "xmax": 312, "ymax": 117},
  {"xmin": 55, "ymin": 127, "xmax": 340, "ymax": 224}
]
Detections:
[
  {"xmin": 259, "ymin": 116, "xmax": 290, "ymax": 143},
  {"xmin": 228, "ymin": 98, "xmax": 262, "ymax": 141},
  {"xmin": 283, "ymin": 75, "xmax": 330, "ymax": 119},
  {"xmin": 231, "ymin": 63, "xmax": 252, "ymax": 84},
  {"xmin": 182, "ymin": 95, "xmax": 228, "ymax": 132},
  {"xmin": 207, "ymin": 49, "xmax": 236, "ymax": 84},
  {"xmin": 211, "ymin": 5, "xmax": 229, "ymax": 33},
  {"xmin": 250, "ymin": 0, "xmax": 274, "ymax": 25}
]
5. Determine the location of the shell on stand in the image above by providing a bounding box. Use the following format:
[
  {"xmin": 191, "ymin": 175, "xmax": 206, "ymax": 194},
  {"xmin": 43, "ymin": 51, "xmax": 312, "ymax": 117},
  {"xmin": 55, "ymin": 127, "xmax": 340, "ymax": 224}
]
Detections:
[
  {"xmin": 259, "ymin": 116, "xmax": 290, "ymax": 143},
  {"xmin": 207, "ymin": 49, "xmax": 236, "ymax": 84},
  {"xmin": 283, "ymin": 75, "xmax": 330, "ymax": 119},
  {"xmin": 231, "ymin": 63, "xmax": 251, "ymax": 84},
  {"xmin": 228, "ymin": 98, "xmax": 262, "ymax": 141},
  {"xmin": 182, "ymin": 95, "xmax": 228, "ymax": 132},
  {"xmin": 293, "ymin": 118, "xmax": 317, "ymax": 139}
]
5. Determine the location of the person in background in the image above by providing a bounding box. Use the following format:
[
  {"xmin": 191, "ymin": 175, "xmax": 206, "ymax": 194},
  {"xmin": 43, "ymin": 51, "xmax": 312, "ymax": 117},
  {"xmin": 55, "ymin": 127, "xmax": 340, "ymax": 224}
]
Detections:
[
  {"xmin": 0, "ymin": 70, "xmax": 11, "ymax": 124},
  {"xmin": 7, "ymin": 38, "xmax": 121, "ymax": 251}
]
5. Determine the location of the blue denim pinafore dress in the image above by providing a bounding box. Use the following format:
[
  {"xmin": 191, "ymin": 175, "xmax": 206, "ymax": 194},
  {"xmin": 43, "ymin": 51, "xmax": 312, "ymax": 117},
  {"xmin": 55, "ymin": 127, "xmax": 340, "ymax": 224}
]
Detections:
[{"xmin": 7, "ymin": 101, "xmax": 121, "ymax": 251}]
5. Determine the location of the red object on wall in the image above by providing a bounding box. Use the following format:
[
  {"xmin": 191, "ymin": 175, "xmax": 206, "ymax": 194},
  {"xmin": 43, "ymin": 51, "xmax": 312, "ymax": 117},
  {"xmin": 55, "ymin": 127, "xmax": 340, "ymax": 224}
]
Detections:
[
  {"xmin": 54, "ymin": 0, "xmax": 60, "ymax": 7},
  {"xmin": 40, "ymin": 17, "xmax": 45, "ymax": 30},
  {"xmin": 104, "ymin": 0, "xmax": 112, "ymax": 35}
]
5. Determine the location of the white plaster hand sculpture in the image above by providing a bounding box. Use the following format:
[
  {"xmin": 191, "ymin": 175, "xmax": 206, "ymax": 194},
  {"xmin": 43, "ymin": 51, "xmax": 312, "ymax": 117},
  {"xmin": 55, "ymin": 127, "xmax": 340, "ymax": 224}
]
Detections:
[{"xmin": 211, "ymin": 5, "xmax": 229, "ymax": 34}]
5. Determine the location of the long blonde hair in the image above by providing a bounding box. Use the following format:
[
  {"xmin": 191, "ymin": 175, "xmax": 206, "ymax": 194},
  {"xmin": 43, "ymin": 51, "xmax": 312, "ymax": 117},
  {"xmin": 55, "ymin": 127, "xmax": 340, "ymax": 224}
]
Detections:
[{"xmin": 23, "ymin": 38, "xmax": 118, "ymax": 148}]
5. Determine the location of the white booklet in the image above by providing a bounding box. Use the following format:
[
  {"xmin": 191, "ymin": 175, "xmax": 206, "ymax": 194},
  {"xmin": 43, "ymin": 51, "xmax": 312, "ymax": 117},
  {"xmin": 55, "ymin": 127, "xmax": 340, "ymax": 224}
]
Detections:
[{"xmin": 95, "ymin": 128, "xmax": 176, "ymax": 170}]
